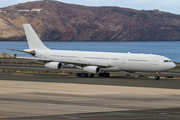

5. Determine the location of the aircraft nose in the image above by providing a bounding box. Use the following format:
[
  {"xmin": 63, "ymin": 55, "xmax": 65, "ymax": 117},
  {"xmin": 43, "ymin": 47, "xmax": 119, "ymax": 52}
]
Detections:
[
  {"xmin": 173, "ymin": 63, "xmax": 176, "ymax": 68},
  {"xmin": 171, "ymin": 62, "xmax": 176, "ymax": 69}
]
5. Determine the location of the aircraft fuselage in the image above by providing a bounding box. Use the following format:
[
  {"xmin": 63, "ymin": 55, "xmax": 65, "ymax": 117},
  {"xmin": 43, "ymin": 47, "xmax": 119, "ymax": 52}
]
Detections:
[{"xmin": 35, "ymin": 49, "xmax": 176, "ymax": 72}]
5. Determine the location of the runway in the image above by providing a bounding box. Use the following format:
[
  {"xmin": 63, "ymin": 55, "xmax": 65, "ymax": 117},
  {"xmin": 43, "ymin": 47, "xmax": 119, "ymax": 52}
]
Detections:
[{"xmin": 0, "ymin": 62, "xmax": 180, "ymax": 119}]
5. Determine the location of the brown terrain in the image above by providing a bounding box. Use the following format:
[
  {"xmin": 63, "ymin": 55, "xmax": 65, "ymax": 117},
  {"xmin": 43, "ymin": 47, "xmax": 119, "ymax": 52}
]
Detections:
[{"xmin": 0, "ymin": 0, "xmax": 180, "ymax": 41}]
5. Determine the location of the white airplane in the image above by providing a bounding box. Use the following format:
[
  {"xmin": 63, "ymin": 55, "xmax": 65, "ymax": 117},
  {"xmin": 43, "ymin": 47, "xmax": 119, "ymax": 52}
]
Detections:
[{"xmin": 9, "ymin": 24, "xmax": 176, "ymax": 80}]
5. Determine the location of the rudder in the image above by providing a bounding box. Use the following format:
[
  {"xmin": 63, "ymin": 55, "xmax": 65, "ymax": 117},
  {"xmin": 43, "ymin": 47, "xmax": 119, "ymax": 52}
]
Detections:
[{"xmin": 23, "ymin": 24, "xmax": 49, "ymax": 50}]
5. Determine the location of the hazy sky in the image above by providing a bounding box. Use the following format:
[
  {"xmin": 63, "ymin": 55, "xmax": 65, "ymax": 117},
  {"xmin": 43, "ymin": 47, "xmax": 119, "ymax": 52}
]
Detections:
[{"xmin": 0, "ymin": 0, "xmax": 180, "ymax": 15}]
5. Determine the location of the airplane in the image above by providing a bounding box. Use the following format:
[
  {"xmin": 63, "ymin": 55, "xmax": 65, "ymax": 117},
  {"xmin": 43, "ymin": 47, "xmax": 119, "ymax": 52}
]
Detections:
[{"xmin": 9, "ymin": 24, "xmax": 176, "ymax": 80}]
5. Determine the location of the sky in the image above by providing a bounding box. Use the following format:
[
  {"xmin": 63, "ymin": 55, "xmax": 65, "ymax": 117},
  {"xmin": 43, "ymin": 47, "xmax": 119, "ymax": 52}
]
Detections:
[{"xmin": 0, "ymin": 0, "xmax": 180, "ymax": 15}]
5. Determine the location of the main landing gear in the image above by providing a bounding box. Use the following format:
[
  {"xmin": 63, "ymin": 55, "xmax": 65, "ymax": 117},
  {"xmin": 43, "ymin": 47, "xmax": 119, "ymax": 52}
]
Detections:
[
  {"xmin": 77, "ymin": 73, "xmax": 95, "ymax": 78},
  {"xmin": 98, "ymin": 72, "xmax": 110, "ymax": 77},
  {"xmin": 155, "ymin": 72, "xmax": 161, "ymax": 80},
  {"xmin": 76, "ymin": 72, "xmax": 110, "ymax": 78}
]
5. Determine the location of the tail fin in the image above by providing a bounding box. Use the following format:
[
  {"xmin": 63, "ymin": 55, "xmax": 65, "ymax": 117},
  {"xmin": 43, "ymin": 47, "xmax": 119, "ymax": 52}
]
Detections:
[{"xmin": 23, "ymin": 24, "xmax": 49, "ymax": 50}]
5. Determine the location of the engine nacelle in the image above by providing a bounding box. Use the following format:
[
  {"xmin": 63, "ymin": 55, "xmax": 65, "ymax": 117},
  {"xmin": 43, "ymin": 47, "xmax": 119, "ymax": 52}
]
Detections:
[
  {"xmin": 83, "ymin": 66, "xmax": 100, "ymax": 74},
  {"xmin": 45, "ymin": 62, "xmax": 62, "ymax": 70}
]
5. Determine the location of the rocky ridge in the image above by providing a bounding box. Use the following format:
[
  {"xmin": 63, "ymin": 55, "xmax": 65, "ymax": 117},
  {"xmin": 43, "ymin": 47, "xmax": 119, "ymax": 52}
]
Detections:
[{"xmin": 0, "ymin": 0, "xmax": 180, "ymax": 41}]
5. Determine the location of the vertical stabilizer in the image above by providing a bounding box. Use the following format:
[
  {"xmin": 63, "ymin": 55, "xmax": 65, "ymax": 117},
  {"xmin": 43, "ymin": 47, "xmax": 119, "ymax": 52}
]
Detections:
[{"xmin": 23, "ymin": 24, "xmax": 49, "ymax": 50}]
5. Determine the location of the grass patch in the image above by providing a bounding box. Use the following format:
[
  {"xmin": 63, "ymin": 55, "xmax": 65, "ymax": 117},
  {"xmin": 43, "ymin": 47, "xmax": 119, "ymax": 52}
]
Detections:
[
  {"xmin": 68, "ymin": 72, "xmax": 74, "ymax": 74},
  {"xmin": 138, "ymin": 74, "xmax": 148, "ymax": 78},
  {"xmin": 0, "ymin": 61, "xmax": 43, "ymax": 66},
  {"xmin": 0, "ymin": 69, "xmax": 69, "ymax": 75}
]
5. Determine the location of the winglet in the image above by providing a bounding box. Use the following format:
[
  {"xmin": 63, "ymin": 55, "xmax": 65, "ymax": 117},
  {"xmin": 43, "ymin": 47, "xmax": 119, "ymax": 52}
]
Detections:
[{"xmin": 23, "ymin": 24, "xmax": 49, "ymax": 50}]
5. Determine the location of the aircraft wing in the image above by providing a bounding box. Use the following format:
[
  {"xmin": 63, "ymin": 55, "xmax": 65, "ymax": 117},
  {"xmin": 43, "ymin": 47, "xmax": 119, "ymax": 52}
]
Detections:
[{"xmin": 16, "ymin": 57, "xmax": 114, "ymax": 67}]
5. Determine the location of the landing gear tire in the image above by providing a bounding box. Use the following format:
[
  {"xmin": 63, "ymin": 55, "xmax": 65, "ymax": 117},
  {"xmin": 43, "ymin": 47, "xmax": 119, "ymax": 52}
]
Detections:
[
  {"xmin": 89, "ymin": 74, "xmax": 95, "ymax": 77},
  {"xmin": 83, "ymin": 73, "xmax": 89, "ymax": 78},
  {"xmin": 106, "ymin": 73, "xmax": 110, "ymax": 77},
  {"xmin": 155, "ymin": 76, "xmax": 160, "ymax": 80},
  {"xmin": 98, "ymin": 73, "xmax": 103, "ymax": 77},
  {"xmin": 155, "ymin": 72, "xmax": 161, "ymax": 80},
  {"xmin": 77, "ymin": 73, "xmax": 91, "ymax": 78},
  {"xmin": 98, "ymin": 72, "xmax": 110, "ymax": 77},
  {"xmin": 77, "ymin": 73, "xmax": 82, "ymax": 77}
]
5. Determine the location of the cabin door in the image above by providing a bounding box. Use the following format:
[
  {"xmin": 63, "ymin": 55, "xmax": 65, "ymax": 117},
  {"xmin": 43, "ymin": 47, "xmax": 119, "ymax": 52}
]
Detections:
[
  {"xmin": 78, "ymin": 54, "xmax": 81, "ymax": 61},
  {"xmin": 122, "ymin": 56, "xmax": 127, "ymax": 64},
  {"xmin": 153, "ymin": 57, "xmax": 158, "ymax": 65}
]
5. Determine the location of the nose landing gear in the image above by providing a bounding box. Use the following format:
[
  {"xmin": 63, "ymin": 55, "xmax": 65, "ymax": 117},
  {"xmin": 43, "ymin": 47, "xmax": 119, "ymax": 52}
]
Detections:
[{"xmin": 155, "ymin": 72, "xmax": 161, "ymax": 80}]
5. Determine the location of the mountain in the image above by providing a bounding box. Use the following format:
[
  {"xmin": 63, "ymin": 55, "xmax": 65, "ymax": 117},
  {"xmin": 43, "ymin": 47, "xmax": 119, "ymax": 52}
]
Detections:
[{"xmin": 0, "ymin": 0, "xmax": 180, "ymax": 41}]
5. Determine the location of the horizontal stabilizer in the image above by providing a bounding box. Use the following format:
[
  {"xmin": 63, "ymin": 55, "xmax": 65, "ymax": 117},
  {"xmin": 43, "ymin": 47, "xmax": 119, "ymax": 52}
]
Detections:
[{"xmin": 6, "ymin": 49, "xmax": 30, "ymax": 53}]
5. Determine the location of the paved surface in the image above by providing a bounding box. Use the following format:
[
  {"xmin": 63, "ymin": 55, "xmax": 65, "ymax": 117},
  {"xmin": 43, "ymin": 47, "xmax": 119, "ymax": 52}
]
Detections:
[
  {"xmin": 0, "ymin": 72, "xmax": 180, "ymax": 89},
  {"xmin": 1, "ymin": 63, "xmax": 180, "ymax": 78},
  {"xmin": 0, "ymin": 72, "xmax": 180, "ymax": 119},
  {"xmin": 0, "ymin": 61, "xmax": 180, "ymax": 119},
  {"xmin": 0, "ymin": 79, "xmax": 180, "ymax": 119},
  {"xmin": 14, "ymin": 108, "xmax": 180, "ymax": 120}
]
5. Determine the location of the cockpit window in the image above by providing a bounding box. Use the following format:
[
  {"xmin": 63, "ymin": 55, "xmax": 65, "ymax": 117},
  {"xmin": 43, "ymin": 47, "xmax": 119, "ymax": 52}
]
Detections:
[{"xmin": 164, "ymin": 60, "xmax": 172, "ymax": 62}]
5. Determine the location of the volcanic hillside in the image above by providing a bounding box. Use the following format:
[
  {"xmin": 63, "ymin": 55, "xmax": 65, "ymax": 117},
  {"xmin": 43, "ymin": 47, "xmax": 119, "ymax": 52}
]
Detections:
[{"xmin": 0, "ymin": 0, "xmax": 180, "ymax": 41}]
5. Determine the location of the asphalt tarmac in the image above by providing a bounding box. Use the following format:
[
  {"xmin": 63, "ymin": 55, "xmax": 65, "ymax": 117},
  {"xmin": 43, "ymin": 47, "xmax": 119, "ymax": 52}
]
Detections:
[
  {"xmin": 0, "ymin": 61, "xmax": 180, "ymax": 119},
  {"xmin": 0, "ymin": 72, "xmax": 180, "ymax": 89}
]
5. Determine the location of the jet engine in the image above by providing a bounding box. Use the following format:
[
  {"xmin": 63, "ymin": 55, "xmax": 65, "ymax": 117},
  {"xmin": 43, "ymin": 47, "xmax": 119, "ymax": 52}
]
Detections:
[
  {"xmin": 45, "ymin": 62, "xmax": 62, "ymax": 70},
  {"xmin": 83, "ymin": 66, "xmax": 100, "ymax": 74}
]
